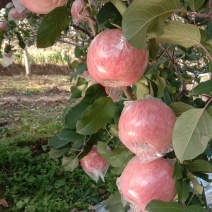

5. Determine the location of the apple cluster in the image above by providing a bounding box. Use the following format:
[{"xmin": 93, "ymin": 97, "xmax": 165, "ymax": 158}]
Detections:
[{"xmin": 70, "ymin": 2, "xmax": 177, "ymax": 211}]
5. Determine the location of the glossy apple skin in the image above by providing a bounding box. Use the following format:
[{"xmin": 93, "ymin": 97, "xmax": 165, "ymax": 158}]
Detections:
[
  {"xmin": 118, "ymin": 157, "xmax": 176, "ymax": 212},
  {"xmin": 0, "ymin": 22, "xmax": 8, "ymax": 32},
  {"xmin": 80, "ymin": 145, "xmax": 110, "ymax": 182},
  {"xmin": 87, "ymin": 29, "xmax": 148, "ymax": 87},
  {"xmin": 118, "ymin": 97, "xmax": 176, "ymax": 162},
  {"xmin": 20, "ymin": 0, "xmax": 67, "ymax": 14},
  {"xmin": 71, "ymin": 0, "xmax": 86, "ymax": 23}
]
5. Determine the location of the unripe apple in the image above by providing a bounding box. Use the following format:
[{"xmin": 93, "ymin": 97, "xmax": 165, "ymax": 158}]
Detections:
[
  {"xmin": 87, "ymin": 29, "xmax": 148, "ymax": 88},
  {"xmin": 20, "ymin": 0, "xmax": 67, "ymax": 14},
  {"xmin": 80, "ymin": 145, "xmax": 110, "ymax": 182},
  {"xmin": 71, "ymin": 0, "xmax": 87, "ymax": 23},
  {"xmin": 117, "ymin": 157, "xmax": 176, "ymax": 212},
  {"xmin": 118, "ymin": 97, "xmax": 176, "ymax": 162},
  {"xmin": 0, "ymin": 22, "xmax": 8, "ymax": 32}
]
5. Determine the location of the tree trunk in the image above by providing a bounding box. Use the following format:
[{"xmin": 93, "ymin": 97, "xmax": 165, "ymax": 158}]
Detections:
[{"xmin": 24, "ymin": 47, "xmax": 31, "ymax": 76}]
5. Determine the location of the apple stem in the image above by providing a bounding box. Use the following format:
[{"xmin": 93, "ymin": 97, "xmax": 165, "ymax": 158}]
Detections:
[{"xmin": 123, "ymin": 86, "xmax": 136, "ymax": 100}]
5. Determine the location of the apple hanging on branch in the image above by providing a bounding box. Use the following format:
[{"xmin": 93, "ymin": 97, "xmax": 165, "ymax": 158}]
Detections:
[
  {"xmin": 87, "ymin": 29, "xmax": 148, "ymax": 88},
  {"xmin": 80, "ymin": 145, "xmax": 110, "ymax": 183},
  {"xmin": 118, "ymin": 97, "xmax": 176, "ymax": 163},
  {"xmin": 117, "ymin": 156, "xmax": 176, "ymax": 212}
]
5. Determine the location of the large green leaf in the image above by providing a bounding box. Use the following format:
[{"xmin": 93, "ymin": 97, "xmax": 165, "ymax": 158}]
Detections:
[
  {"xmin": 37, "ymin": 6, "xmax": 70, "ymax": 48},
  {"xmin": 146, "ymin": 200, "xmax": 207, "ymax": 212},
  {"xmin": 187, "ymin": 159, "xmax": 212, "ymax": 173},
  {"xmin": 122, "ymin": 0, "xmax": 180, "ymax": 49},
  {"xmin": 172, "ymin": 109, "xmax": 212, "ymax": 162},
  {"xmin": 191, "ymin": 80, "xmax": 212, "ymax": 97},
  {"xmin": 170, "ymin": 102, "xmax": 194, "ymax": 117},
  {"xmin": 185, "ymin": 0, "xmax": 205, "ymax": 11},
  {"xmin": 76, "ymin": 97, "xmax": 115, "ymax": 135},
  {"xmin": 157, "ymin": 21, "xmax": 201, "ymax": 48}
]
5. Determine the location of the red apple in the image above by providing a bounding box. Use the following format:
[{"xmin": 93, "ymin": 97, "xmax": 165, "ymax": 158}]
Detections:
[
  {"xmin": 87, "ymin": 29, "xmax": 148, "ymax": 87},
  {"xmin": 8, "ymin": 7, "xmax": 27, "ymax": 20},
  {"xmin": 118, "ymin": 97, "xmax": 176, "ymax": 162},
  {"xmin": 118, "ymin": 156, "xmax": 176, "ymax": 212},
  {"xmin": 71, "ymin": 0, "xmax": 87, "ymax": 23},
  {"xmin": 80, "ymin": 145, "xmax": 110, "ymax": 182},
  {"xmin": 0, "ymin": 22, "xmax": 8, "ymax": 32},
  {"xmin": 20, "ymin": 0, "xmax": 67, "ymax": 14}
]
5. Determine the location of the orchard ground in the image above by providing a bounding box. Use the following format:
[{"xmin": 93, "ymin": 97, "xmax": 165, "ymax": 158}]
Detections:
[{"xmin": 0, "ymin": 64, "xmax": 117, "ymax": 211}]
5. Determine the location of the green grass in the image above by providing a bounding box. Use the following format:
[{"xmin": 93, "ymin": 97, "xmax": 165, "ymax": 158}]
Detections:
[
  {"xmin": 0, "ymin": 110, "xmax": 117, "ymax": 211},
  {"xmin": 0, "ymin": 96, "xmax": 117, "ymax": 212},
  {"xmin": 0, "ymin": 142, "xmax": 117, "ymax": 211}
]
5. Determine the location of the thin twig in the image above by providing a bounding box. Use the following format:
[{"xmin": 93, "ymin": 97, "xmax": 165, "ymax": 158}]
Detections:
[{"xmin": 72, "ymin": 24, "xmax": 94, "ymax": 38}]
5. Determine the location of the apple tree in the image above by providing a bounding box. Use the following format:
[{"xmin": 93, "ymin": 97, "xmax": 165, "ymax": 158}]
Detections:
[{"xmin": 3, "ymin": 0, "xmax": 212, "ymax": 211}]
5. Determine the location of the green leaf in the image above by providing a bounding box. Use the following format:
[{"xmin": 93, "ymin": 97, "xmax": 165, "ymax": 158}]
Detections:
[
  {"xmin": 135, "ymin": 81, "xmax": 150, "ymax": 99},
  {"xmin": 122, "ymin": 0, "xmax": 180, "ymax": 49},
  {"xmin": 176, "ymin": 180, "xmax": 190, "ymax": 202},
  {"xmin": 187, "ymin": 159, "xmax": 212, "ymax": 173},
  {"xmin": 105, "ymin": 191, "xmax": 129, "ymax": 212},
  {"xmin": 70, "ymin": 77, "xmax": 88, "ymax": 100},
  {"xmin": 173, "ymin": 162, "xmax": 186, "ymax": 180},
  {"xmin": 146, "ymin": 200, "xmax": 207, "ymax": 212},
  {"xmin": 97, "ymin": 2, "xmax": 122, "ymax": 31},
  {"xmin": 65, "ymin": 101, "xmax": 90, "ymax": 129},
  {"xmin": 157, "ymin": 77, "xmax": 166, "ymax": 98},
  {"xmin": 37, "ymin": 6, "xmax": 70, "ymax": 48},
  {"xmin": 172, "ymin": 109, "xmax": 212, "ymax": 162},
  {"xmin": 97, "ymin": 142, "xmax": 133, "ymax": 170},
  {"xmin": 49, "ymin": 148, "xmax": 69, "ymax": 159},
  {"xmin": 157, "ymin": 21, "xmax": 201, "ymax": 48},
  {"xmin": 170, "ymin": 102, "xmax": 194, "ymax": 117},
  {"xmin": 190, "ymin": 80, "xmax": 212, "ymax": 97},
  {"xmin": 74, "ymin": 46, "xmax": 84, "ymax": 58},
  {"xmin": 207, "ymin": 106, "xmax": 212, "ymax": 119},
  {"xmin": 14, "ymin": 31, "xmax": 25, "ymax": 49},
  {"xmin": 185, "ymin": 0, "xmax": 205, "ymax": 11},
  {"xmin": 62, "ymin": 156, "xmax": 79, "ymax": 172},
  {"xmin": 76, "ymin": 97, "xmax": 115, "ymax": 135},
  {"xmin": 65, "ymin": 84, "xmax": 106, "ymax": 129},
  {"xmin": 48, "ymin": 129, "xmax": 84, "ymax": 149}
]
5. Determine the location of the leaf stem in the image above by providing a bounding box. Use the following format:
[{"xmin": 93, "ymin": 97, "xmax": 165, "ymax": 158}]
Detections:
[
  {"xmin": 204, "ymin": 97, "xmax": 212, "ymax": 110},
  {"xmin": 198, "ymin": 43, "xmax": 212, "ymax": 61},
  {"xmin": 110, "ymin": 0, "xmax": 127, "ymax": 16}
]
